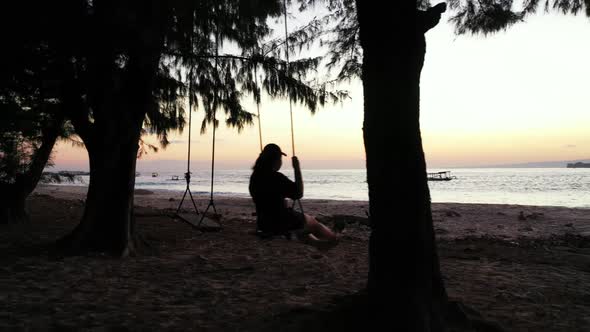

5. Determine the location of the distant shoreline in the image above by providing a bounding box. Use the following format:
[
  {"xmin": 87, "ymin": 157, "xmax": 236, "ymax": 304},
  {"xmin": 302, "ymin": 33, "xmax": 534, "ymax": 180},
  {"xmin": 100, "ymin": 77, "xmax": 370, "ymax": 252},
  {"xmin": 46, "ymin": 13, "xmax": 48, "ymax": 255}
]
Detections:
[
  {"xmin": 35, "ymin": 184, "xmax": 590, "ymax": 211},
  {"xmin": 48, "ymin": 164, "xmax": 590, "ymax": 173}
]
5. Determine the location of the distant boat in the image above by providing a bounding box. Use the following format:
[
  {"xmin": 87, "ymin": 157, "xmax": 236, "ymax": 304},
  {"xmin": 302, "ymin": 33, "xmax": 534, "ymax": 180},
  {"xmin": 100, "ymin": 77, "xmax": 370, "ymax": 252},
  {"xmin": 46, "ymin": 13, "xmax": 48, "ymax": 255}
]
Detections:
[
  {"xmin": 427, "ymin": 171, "xmax": 456, "ymax": 181},
  {"xmin": 151, "ymin": 172, "xmax": 159, "ymax": 177},
  {"xmin": 135, "ymin": 172, "xmax": 140, "ymax": 177},
  {"xmin": 170, "ymin": 175, "xmax": 180, "ymax": 181},
  {"xmin": 567, "ymin": 162, "xmax": 590, "ymax": 168}
]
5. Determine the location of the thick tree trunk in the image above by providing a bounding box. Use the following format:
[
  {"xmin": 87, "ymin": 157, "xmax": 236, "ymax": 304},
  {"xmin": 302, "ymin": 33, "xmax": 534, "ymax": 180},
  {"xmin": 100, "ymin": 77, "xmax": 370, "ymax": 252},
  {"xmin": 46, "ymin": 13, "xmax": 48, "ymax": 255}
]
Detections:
[
  {"xmin": 58, "ymin": 2, "xmax": 163, "ymax": 256},
  {"xmin": 356, "ymin": 2, "xmax": 447, "ymax": 331},
  {"xmin": 57, "ymin": 53, "xmax": 151, "ymax": 256},
  {"xmin": 57, "ymin": 128, "xmax": 141, "ymax": 256}
]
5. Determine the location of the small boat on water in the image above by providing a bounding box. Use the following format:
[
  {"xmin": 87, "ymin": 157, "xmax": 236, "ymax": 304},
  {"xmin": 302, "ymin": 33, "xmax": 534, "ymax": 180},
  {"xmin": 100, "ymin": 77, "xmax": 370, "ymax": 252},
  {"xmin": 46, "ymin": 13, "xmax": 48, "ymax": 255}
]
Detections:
[
  {"xmin": 151, "ymin": 172, "xmax": 159, "ymax": 177},
  {"xmin": 427, "ymin": 171, "xmax": 456, "ymax": 181},
  {"xmin": 170, "ymin": 175, "xmax": 180, "ymax": 181},
  {"xmin": 567, "ymin": 162, "xmax": 590, "ymax": 168},
  {"xmin": 135, "ymin": 172, "xmax": 140, "ymax": 177}
]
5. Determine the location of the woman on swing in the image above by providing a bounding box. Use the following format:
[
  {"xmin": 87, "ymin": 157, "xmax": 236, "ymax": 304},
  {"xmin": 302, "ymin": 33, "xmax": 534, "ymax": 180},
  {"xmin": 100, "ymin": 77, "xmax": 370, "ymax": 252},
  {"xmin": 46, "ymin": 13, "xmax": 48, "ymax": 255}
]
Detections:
[{"xmin": 249, "ymin": 143, "xmax": 340, "ymax": 249}]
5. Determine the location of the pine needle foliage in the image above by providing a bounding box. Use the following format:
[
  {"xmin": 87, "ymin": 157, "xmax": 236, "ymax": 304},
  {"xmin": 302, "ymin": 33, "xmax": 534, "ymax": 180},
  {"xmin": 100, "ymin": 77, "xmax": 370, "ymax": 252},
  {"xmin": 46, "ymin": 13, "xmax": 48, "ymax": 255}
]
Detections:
[
  {"xmin": 2, "ymin": 0, "xmax": 345, "ymax": 158},
  {"xmin": 0, "ymin": 5, "xmax": 73, "ymax": 186},
  {"xmin": 448, "ymin": 0, "xmax": 590, "ymax": 35},
  {"xmin": 292, "ymin": 0, "xmax": 588, "ymax": 82}
]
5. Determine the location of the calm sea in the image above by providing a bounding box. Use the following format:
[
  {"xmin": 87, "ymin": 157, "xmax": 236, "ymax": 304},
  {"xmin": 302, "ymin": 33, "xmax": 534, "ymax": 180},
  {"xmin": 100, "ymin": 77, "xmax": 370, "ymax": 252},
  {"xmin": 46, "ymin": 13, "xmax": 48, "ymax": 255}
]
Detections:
[{"xmin": 62, "ymin": 168, "xmax": 590, "ymax": 208}]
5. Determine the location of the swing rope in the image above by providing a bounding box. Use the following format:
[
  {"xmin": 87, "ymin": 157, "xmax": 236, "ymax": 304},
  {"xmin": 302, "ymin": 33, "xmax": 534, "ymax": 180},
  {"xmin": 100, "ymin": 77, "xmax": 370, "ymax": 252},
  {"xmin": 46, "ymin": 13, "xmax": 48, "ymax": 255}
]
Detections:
[
  {"xmin": 197, "ymin": 21, "xmax": 221, "ymax": 227},
  {"xmin": 282, "ymin": 0, "xmax": 304, "ymax": 214},
  {"xmin": 187, "ymin": 71, "xmax": 192, "ymax": 175},
  {"xmin": 283, "ymin": 0, "xmax": 296, "ymax": 157},
  {"xmin": 254, "ymin": 66, "xmax": 263, "ymax": 152},
  {"xmin": 210, "ymin": 34, "xmax": 218, "ymax": 205},
  {"xmin": 175, "ymin": 38, "xmax": 200, "ymax": 218},
  {"xmin": 176, "ymin": 19, "xmax": 222, "ymax": 231}
]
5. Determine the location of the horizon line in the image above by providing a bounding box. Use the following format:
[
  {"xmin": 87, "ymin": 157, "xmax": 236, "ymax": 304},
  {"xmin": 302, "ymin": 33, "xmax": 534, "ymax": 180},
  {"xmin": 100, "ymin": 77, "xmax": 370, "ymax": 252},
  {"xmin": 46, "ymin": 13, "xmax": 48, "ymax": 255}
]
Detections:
[{"xmin": 49, "ymin": 157, "xmax": 590, "ymax": 172}]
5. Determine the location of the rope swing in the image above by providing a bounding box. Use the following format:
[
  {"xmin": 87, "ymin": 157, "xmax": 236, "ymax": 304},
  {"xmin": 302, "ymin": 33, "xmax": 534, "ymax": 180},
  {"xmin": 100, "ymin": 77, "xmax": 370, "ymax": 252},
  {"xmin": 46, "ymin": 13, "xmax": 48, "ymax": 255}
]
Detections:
[
  {"xmin": 282, "ymin": 0, "xmax": 304, "ymax": 214},
  {"xmin": 283, "ymin": 0, "xmax": 296, "ymax": 158},
  {"xmin": 197, "ymin": 29, "xmax": 222, "ymax": 227},
  {"xmin": 254, "ymin": 0, "xmax": 299, "ymax": 157},
  {"xmin": 176, "ymin": 3, "xmax": 304, "ymax": 230},
  {"xmin": 254, "ymin": 66, "xmax": 263, "ymax": 152},
  {"xmin": 174, "ymin": 22, "xmax": 222, "ymax": 232},
  {"xmin": 255, "ymin": 0, "xmax": 305, "ymax": 213},
  {"xmin": 174, "ymin": 41, "xmax": 200, "ymax": 219}
]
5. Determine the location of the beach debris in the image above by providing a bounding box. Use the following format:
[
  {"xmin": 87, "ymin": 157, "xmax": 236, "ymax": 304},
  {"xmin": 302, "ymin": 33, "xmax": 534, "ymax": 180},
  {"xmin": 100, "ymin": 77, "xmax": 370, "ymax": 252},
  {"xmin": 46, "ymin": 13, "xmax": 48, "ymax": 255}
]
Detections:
[
  {"xmin": 519, "ymin": 226, "xmax": 533, "ymax": 232},
  {"xmin": 168, "ymin": 197, "xmax": 175, "ymax": 201},
  {"xmin": 526, "ymin": 212, "xmax": 544, "ymax": 220},
  {"xmin": 445, "ymin": 210, "xmax": 461, "ymax": 217},
  {"xmin": 565, "ymin": 223, "xmax": 574, "ymax": 228},
  {"xmin": 518, "ymin": 211, "xmax": 544, "ymax": 221}
]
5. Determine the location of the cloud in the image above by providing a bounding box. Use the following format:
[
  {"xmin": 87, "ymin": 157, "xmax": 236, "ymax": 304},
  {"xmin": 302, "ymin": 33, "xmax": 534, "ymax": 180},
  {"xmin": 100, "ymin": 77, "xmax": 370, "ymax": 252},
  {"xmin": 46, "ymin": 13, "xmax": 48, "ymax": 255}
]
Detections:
[{"xmin": 563, "ymin": 144, "xmax": 577, "ymax": 149}]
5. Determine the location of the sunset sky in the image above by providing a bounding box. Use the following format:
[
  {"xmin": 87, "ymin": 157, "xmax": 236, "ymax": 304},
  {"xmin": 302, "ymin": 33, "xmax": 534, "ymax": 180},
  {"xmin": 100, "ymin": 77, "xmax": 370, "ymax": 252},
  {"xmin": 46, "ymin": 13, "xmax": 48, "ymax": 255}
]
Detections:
[{"xmin": 52, "ymin": 12, "xmax": 590, "ymax": 171}]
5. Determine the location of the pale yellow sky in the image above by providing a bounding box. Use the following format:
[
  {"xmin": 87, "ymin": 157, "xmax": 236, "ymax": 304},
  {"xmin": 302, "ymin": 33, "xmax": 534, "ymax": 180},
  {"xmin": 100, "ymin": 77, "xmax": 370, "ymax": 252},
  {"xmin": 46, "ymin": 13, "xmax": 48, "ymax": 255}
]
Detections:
[{"xmin": 53, "ymin": 13, "xmax": 590, "ymax": 170}]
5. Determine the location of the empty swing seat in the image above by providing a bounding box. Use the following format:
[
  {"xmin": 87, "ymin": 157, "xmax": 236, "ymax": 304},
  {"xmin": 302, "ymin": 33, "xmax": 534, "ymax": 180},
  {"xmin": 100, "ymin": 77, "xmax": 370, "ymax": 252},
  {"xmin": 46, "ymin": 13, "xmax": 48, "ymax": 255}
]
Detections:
[{"xmin": 176, "ymin": 212, "xmax": 222, "ymax": 232}]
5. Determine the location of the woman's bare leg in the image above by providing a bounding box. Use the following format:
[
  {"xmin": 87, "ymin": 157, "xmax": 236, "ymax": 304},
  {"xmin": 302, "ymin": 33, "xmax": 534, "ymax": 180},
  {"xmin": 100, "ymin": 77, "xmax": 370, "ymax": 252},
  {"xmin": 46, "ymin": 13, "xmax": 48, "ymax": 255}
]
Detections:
[{"xmin": 302, "ymin": 214, "xmax": 339, "ymax": 242}]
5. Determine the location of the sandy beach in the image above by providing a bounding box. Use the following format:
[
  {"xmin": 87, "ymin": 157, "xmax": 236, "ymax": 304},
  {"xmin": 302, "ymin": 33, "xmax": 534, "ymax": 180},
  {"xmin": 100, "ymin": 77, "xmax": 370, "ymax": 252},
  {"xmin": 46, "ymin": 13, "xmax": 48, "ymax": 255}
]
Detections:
[
  {"xmin": 36, "ymin": 184, "xmax": 590, "ymax": 241},
  {"xmin": 1, "ymin": 185, "xmax": 589, "ymax": 331}
]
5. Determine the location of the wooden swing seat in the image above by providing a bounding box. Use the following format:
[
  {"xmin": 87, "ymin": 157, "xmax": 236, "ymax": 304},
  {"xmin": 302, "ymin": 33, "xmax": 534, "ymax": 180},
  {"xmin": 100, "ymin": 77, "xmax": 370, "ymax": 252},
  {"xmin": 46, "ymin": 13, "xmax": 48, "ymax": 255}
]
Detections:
[{"xmin": 176, "ymin": 212, "xmax": 222, "ymax": 232}]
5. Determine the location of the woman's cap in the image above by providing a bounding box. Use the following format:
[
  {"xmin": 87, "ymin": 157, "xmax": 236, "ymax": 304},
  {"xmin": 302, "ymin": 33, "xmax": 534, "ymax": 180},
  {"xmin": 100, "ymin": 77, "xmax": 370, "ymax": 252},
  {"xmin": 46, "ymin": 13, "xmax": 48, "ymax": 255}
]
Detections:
[{"xmin": 262, "ymin": 143, "xmax": 287, "ymax": 157}]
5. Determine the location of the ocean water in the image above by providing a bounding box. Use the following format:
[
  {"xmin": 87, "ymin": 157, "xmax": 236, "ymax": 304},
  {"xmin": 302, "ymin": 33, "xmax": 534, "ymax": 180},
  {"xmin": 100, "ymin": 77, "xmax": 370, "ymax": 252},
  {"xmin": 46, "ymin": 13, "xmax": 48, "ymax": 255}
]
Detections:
[{"xmin": 64, "ymin": 168, "xmax": 590, "ymax": 208}]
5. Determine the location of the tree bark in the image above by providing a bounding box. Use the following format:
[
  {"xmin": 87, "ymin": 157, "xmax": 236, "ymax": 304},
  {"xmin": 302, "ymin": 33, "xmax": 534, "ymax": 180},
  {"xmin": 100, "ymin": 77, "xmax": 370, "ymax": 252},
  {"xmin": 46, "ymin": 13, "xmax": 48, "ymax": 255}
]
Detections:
[
  {"xmin": 356, "ymin": 2, "xmax": 447, "ymax": 331},
  {"xmin": 57, "ymin": 129, "xmax": 141, "ymax": 255},
  {"xmin": 57, "ymin": 52, "xmax": 158, "ymax": 256}
]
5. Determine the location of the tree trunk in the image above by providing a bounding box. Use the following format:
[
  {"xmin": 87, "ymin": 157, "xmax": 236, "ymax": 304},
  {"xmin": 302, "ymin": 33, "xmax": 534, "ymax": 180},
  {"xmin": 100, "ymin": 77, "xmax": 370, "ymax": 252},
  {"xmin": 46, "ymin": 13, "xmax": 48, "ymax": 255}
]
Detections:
[
  {"xmin": 57, "ymin": 128, "xmax": 141, "ymax": 256},
  {"xmin": 57, "ymin": 53, "xmax": 151, "ymax": 256},
  {"xmin": 356, "ymin": 2, "xmax": 447, "ymax": 331},
  {"xmin": 0, "ymin": 122, "xmax": 61, "ymax": 225},
  {"xmin": 58, "ymin": 3, "xmax": 163, "ymax": 256}
]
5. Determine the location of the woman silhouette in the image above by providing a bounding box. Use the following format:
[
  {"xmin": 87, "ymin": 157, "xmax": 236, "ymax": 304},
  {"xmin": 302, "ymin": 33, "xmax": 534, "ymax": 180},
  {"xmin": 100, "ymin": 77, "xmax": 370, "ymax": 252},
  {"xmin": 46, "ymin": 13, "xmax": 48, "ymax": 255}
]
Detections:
[{"xmin": 249, "ymin": 143, "xmax": 340, "ymax": 248}]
